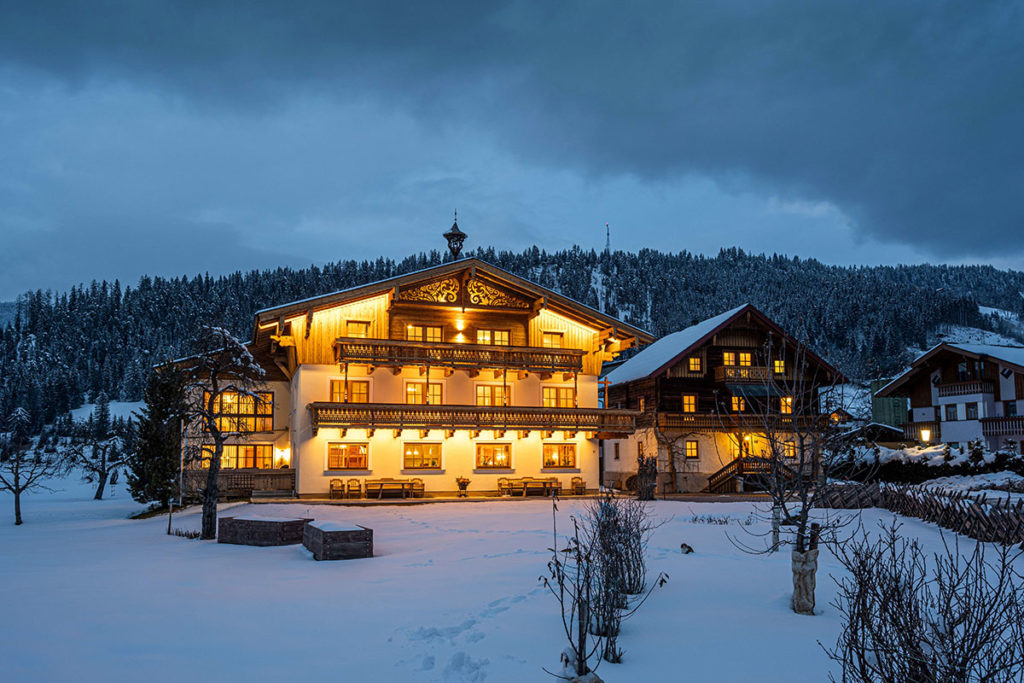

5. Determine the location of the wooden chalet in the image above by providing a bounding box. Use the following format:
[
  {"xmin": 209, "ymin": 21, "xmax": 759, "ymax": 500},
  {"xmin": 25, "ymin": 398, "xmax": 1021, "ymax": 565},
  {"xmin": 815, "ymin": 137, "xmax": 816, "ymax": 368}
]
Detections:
[
  {"xmin": 602, "ymin": 304, "xmax": 843, "ymax": 493},
  {"xmin": 875, "ymin": 342, "xmax": 1024, "ymax": 451},
  {"xmin": 186, "ymin": 227, "xmax": 653, "ymax": 499}
]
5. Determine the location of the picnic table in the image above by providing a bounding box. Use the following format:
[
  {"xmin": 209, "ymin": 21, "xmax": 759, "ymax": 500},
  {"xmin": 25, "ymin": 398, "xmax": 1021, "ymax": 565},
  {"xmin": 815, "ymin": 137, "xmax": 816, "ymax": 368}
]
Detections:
[{"xmin": 364, "ymin": 478, "xmax": 423, "ymax": 499}]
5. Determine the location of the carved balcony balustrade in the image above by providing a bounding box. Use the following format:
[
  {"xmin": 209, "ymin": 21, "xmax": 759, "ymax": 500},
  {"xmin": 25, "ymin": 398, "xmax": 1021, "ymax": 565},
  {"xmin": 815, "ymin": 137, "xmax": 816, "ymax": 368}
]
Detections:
[
  {"xmin": 308, "ymin": 402, "xmax": 639, "ymax": 437},
  {"xmin": 334, "ymin": 337, "xmax": 584, "ymax": 376}
]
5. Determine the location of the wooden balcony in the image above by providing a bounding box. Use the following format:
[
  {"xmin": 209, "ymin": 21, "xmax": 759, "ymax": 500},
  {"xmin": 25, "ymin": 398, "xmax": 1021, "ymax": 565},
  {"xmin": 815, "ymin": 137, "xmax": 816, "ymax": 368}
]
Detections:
[
  {"xmin": 308, "ymin": 402, "xmax": 640, "ymax": 437},
  {"xmin": 334, "ymin": 337, "xmax": 584, "ymax": 375},
  {"xmin": 714, "ymin": 366, "xmax": 776, "ymax": 383},
  {"xmin": 183, "ymin": 469, "xmax": 295, "ymax": 497},
  {"xmin": 937, "ymin": 380, "xmax": 994, "ymax": 397},
  {"xmin": 981, "ymin": 416, "xmax": 1024, "ymax": 438},
  {"xmin": 902, "ymin": 421, "xmax": 940, "ymax": 442},
  {"xmin": 656, "ymin": 412, "xmax": 816, "ymax": 432}
]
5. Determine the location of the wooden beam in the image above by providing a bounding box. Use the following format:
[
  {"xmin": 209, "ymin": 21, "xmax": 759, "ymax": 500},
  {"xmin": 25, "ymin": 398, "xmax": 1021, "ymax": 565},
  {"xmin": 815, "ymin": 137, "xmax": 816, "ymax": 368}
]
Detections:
[
  {"xmin": 518, "ymin": 430, "xmax": 531, "ymax": 439},
  {"xmin": 419, "ymin": 429, "xmax": 429, "ymax": 439},
  {"xmin": 564, "ymin": 430, "xmax": 576, "ymax": 440},
  {"xmin": 339, "ymin": 428, "xmax": 347, "ymax": 438},
  {"xmin": 471, "ymin": 429, "xmax": 481, "ymax": 439},
  {"xmin": 445, "ymin": 429, "xmax": 455, "ymax": 439},
  {"xmin": 467, "ymin": 369, "xmax": 480, "ymax": 378},
  {"xmin": 392, "ymin": 429, "xmax": 402, "ymax": 438},
  {"xmin": 494, "ymin": 429, "xmax": 505, "ymax": 438},
  {"xmin": 539, "ymin": 372, "xmax": 552, "ymax": 381},
  {"xmin": 585, "ymin": 432, "xmax": 596, "ymax": 440},
  {"xmin": 517, "ymin": 371, "xmax": 529, "ymax": 381},
  {"xmin": 543, "ymin": 430, "xmax": 554, "ymax": 439},
  {"xmin": 562, "ymin": 372, "xmax": 574, "ymax": 382},
  {"xmin": 367, "ymin": 428, "xmax": 375, "ymax": 437}
]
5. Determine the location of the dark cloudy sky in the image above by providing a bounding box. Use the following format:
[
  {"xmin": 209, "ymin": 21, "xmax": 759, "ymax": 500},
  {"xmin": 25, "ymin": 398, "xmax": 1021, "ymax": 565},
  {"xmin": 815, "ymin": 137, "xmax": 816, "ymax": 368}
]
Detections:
[{"xmin": 1, "ymin": 1, "xmax": 1022, "ymax": 300}]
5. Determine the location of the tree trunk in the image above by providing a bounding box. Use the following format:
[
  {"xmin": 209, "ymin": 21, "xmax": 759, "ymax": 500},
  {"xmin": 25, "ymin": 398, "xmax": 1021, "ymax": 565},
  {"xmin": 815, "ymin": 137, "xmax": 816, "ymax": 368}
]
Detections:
[
  {"xmin": 771, "ymin": 504, "xmax": 781, "ymax": 552},
  {"xmin": 14, "ymin": 490, "xmax": 22, "ymax": 525},
  {"xmin": 200, "ymin": 440, "xmax": 222, "ymax": 540},
  {"xmin": 93, "ymin": 471, "xmax": 108, "ymax": 500},
  {"xmin": 166, "ymin": 500, "xmax": 174, "ymax": 536},
  {"xmin": 791, "ymin": 548, "xmax": 819, "ymax": 615}
]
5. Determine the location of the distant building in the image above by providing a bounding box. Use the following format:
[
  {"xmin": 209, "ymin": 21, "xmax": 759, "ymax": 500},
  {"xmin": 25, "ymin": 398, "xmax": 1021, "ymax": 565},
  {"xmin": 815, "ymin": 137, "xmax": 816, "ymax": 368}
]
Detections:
[
  {"xmin": 601, "ymin": 304, "xmax": 843, "ymax": 493},
  {"xmin": 875, "ymin": 343, "xmax": 1024, "ymax": 450}
]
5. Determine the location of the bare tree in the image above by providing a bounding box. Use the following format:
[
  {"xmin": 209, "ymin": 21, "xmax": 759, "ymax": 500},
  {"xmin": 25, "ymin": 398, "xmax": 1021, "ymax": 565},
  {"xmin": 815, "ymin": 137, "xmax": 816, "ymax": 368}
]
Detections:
[
  {"xmin": 825, "ymin": 521, "xmax": 1024, "ymax": 682},
  {"xmin": 649, "ymin": 412, "xmax": 701, "ymax": 494},
  {"xmin": 65, "ymin": 393, "xmax": 129, "ymax": 500},
  {"xmin": 0, "ymin": 408, "xmax": 66, "ymax": 525},
  {"xmin": 722, "ymin": 334, "xmax": 851, "ymax": 614},
  {"xmin": 178, "ymin": 326, "xmax": 265, "ymax": 540}
]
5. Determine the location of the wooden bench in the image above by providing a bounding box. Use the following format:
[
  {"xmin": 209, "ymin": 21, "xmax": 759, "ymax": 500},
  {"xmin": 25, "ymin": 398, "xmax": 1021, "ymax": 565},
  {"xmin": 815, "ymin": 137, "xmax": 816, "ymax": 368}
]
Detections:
[
  {"xmin": 505, "ymin": 477, "xmax": 560, "ymax": 497},
  {"xmin": 364, "ymin": 478, "xmax": 416, "ymax": 499}
]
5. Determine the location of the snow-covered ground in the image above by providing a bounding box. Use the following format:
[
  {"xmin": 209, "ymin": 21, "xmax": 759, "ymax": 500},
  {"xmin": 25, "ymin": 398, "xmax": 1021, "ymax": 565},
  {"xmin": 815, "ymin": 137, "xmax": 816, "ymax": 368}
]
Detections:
[
  {"xmin": 70, "ymin": 401, "xmax": 144, "ymax": 422},
  {"xmin": 0, "ymin": 481, "xmax": 1011, "ymax": 682}
]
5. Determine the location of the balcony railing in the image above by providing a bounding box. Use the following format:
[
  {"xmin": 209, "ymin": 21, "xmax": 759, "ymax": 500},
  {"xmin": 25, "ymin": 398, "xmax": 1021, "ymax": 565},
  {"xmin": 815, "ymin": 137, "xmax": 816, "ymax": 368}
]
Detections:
[
  {"xmin": 308, "ymin": 402, "xmax": 639, "ymax": 436},
  {"xmin": 334, "ymin": 337, "xmax": 584, "ymax": 375},
  {"xmin": 937, "ymin": 380, "xmax": 994, "ymax": 397},
  {"xmin": 656, "ymin": 413, "xmax": 816, "ymax": 431},
  {"xmin": 903, "ymin": 421, "xmax": 940, "ymax": 442},
  {"xmin": 981, "ymin": 416, "xmax": 1024, "ymax": 438},
  {"xmin": 713, "ymin": 366, "xmax": 783, "ymax": 383},
  {"xmin": 183, "ymin": 469, "xmax": 295, "ymax": 496}
]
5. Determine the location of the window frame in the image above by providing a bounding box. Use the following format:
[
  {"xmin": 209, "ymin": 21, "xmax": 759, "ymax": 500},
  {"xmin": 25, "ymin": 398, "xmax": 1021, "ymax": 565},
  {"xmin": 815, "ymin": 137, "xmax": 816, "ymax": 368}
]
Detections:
[
  {"xmin": 475, "ymin": 383, "xmax": 509, "ymax": 407},
  {"xmin": 945, "ymin": 404, "xmax": 958, "ymax": 421},
  {"xmin": 542, "ymin": 386, "xmax": 576, "ymax": 408},
  {"xmin": 207, "ymin": 443, "xmax": 275, "ymax": 470},
  {"xmin": 780, "ymin": 396, "xmax": 793, "ymax": 415},
  {"xmin": 682, "ymin": 394, "xmax": 697, "ymax": 413},
  {"xmin": 476, "ymin": 328, "xmax": 511, "ymax": 346},
  {"xmin": 731, "ymin": 396, "xmax": 745, "ymax": 412},
  {"xmin": 204, "ymin": 390, "xmax": 274, "ymax": 433},
  {"xmin": 542, "ymin": 443, "xmax": 577, "ymax": 469},
  {"xmin": 688, "ymin": 356, "xmax": 702, "ymax": 372},
  {"xmin": 475, "ymin": 443, "xmax": 512, "ymax": 470},
  {"xmin": 329, "ymin": 378, "xmax": 371, "ymax": 404},
  {"xmin": 405, "ymin": 380, "xmax": 443, "ymax": 405},
  {"xmin": 407, "ymin": 324, "xmax": 443, "ymax": 343},
  {"xmin": 325, "ymin": 442, "xmax": 370, "ymax": 471},
  {"xmin": 346, "ymin": 320, "xmax": 371, "ymax": 338},
  {"xmin": 773, "ymin": 359, "xmax": 786, "ymax": 374},
  {"xmin": 966, "ymin": 402, "xmax": 979, "ymax": 420},
  {"xmin": 402, "ymin": 442, "xmax": 442, "ymax": 470},
  {"xmin": 684, "ymin": 440, "xmax": 699, "ymax": 460},
  {"xmin": 541, "ymin": 331, "xmax": 564, "ymax": 349},
  {"xmin": 738, "ymin": 352, "xmax": 752, "ymax": 367}
]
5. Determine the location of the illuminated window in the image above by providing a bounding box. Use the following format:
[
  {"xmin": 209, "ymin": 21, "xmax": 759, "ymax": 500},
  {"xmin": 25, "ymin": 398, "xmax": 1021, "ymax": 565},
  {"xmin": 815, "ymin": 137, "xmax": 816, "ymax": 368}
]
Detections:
[
  {"xmin": 205, "ymin": 391, "xmax": 273, "ymax": 432},
  {"xmin": 543, "ymin": 386, "xmax": 575, "ymax": 408},
  {"xmin": 330, "ymin": 380, "xmax": 369, "ymax": 403},
  {"xmin": 346, "ymin": 321, "xmax": 370, "ymax": 338},
  {"xmin": 542, "ymin": 332, "xmax": 564, "ymax": 349},
  {"xmin": 784, "ymin": 442, "xmax": 797, "ymax": 459},
  {"xmin": 684, "ymin": 440, "xmax": 698, "ymax": 459},
  {"xmin": 476, "ymin": 443, "xmax": 511, "ymax": 469},
  {"xmin": 476, "ymin": 384, "xmax": 507, "ymax": 406},
  {"xmin": 780, "ymin": 397, "xmax": 793, "ymax": 414},
  {"xmin": 773, "ymin": 359, "xmax": 786, "ymax": 374},
  {"xmin": 723, "ymin": 351, "xmax": 736, "ymax": 366},
  {"xmin": 682, "ymin": 394, "xmax": 697, "ymax": 413},
  {"xmin": 403, "ymin": 443, "xmax": 441, "ymax": 470},
  {"xmin": 738, "ymin": 352, "xmax": 752, "ymax": 367},
  {"xmin": 477, "ymin": 329, "xmax": 510, "ymax": 346},
  {"xmin": 688, "ymin": 357, "xmax": 702, "ymax": 372},
  {"xmin": 209, "ymin": 444, "xmax": 274, "ymax": 469},
  {"xmin": 407, "ymin": 325, "xmax": 443, "ymax": 342},
  {"xmin": 327, "ymin": 443, "xmax": 368, "ymax": 470},
  {"xmin": 406, "ymin": 382, "xmax": 442, "ymax": 405},
  {"xmin": 731, "ymin": 396, "xmax": 745, "ymax": 412},
  {"xmin": 543, "ymin": 444, "xmax": 576, "ymax": 468}
]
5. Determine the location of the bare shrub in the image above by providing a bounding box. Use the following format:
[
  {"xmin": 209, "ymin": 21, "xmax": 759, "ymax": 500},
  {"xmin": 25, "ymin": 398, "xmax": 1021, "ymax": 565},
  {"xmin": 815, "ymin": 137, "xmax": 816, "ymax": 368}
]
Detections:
[{"xmin": 825, "ymin": 521, "xmax": 1024, "ymax": 682}]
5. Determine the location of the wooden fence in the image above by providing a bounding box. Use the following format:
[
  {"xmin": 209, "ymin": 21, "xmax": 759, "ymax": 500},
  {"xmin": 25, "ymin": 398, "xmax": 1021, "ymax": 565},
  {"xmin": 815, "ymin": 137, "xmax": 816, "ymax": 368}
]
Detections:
[{"xmin": 814, "ymin": 482, "xmax": 1024, "ymax": 547}]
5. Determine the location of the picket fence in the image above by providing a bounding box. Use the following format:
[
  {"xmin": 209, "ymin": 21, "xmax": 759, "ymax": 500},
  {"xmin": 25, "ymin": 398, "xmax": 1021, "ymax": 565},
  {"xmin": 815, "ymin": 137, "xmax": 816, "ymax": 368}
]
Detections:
[{"xmin": 813, "ymin": 481, "xmax": 1024, "ymax": 547}]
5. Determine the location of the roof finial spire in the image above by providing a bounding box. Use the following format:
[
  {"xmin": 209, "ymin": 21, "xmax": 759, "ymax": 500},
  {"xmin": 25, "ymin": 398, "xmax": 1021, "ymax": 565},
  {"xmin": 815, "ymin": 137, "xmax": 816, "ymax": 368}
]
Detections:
[{"xmin": 443, "ymin": 211, "xmax": 467, "ymax": 260}]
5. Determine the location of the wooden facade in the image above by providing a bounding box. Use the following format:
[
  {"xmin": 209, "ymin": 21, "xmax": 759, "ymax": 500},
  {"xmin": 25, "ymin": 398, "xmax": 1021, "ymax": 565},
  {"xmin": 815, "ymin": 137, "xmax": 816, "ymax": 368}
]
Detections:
[
  {"xmin": 876, "ymin": 343, "xmax": 1024, "ymax": 450},
  {"xmin": 603, "ymin": 304, "xmax": 842, "ymax": 493},
  {"xmin": 191, "ymin": 257, "xmax": 653, "ymax": 498}
]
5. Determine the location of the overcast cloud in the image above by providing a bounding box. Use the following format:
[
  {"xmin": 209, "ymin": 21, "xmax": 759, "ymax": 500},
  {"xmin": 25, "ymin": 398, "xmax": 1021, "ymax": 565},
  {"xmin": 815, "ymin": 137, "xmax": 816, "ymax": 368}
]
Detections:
[{"xmin": 0, "ymin": 1, "xmax": 1021, "ymax": 299}]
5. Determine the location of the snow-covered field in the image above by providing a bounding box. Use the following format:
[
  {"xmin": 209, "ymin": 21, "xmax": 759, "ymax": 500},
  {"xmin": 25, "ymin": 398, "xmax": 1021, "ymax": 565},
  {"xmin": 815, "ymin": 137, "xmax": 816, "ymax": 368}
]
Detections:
[{"xmin": 0, "ymin": 481, "xmax": 1003, "ymax": 682}]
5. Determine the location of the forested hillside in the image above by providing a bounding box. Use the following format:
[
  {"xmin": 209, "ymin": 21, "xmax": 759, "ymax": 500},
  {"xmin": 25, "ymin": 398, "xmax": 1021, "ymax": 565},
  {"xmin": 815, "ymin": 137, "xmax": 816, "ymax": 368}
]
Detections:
[{"xmin": 3, "ymin": 246, "xmax": 1023, "ymax": 428}]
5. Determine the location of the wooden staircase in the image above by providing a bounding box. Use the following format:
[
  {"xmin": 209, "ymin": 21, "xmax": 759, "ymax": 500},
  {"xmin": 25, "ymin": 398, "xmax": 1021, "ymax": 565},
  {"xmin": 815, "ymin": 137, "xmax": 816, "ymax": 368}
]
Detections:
[{"xmin": 704, "ymin": 457, "xmax": 799, "ymax": 494}]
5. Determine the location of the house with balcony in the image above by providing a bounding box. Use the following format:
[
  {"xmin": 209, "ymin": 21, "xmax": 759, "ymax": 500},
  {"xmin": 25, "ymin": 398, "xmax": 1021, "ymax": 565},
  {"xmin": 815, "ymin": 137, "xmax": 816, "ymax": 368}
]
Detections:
[
  {"xmin": 186, "ymin": 238, "xmax": 652, "ymax": 498},
  {"xmin": 874, "ymin": 343, "xmax": 1024, "ymax": 451},
  {"xmin": 601, "ymin": 304, "xmax": 843, "ymax": 493}
]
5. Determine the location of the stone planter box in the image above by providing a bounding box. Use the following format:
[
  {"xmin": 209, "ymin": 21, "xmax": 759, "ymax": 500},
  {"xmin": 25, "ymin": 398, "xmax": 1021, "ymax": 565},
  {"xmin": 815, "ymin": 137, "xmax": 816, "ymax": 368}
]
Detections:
[
  {"xmin": 303, "ymin": 521, "xmax": 373, "ymax": 561},
  {"xmin": 217, "ymin": 515, "xmax": 313, "ymax": 546}
]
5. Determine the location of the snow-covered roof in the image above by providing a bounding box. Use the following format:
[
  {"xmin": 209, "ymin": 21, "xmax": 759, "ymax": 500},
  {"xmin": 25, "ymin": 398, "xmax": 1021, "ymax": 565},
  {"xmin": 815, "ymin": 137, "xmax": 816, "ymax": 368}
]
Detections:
[
  {"xmin": 876, "ymin": 341, "xmax": 1024, "ymax": 397},
  {"xmin": 604, "ymin": 305, "xmax": 749, "ymax": 385}
]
